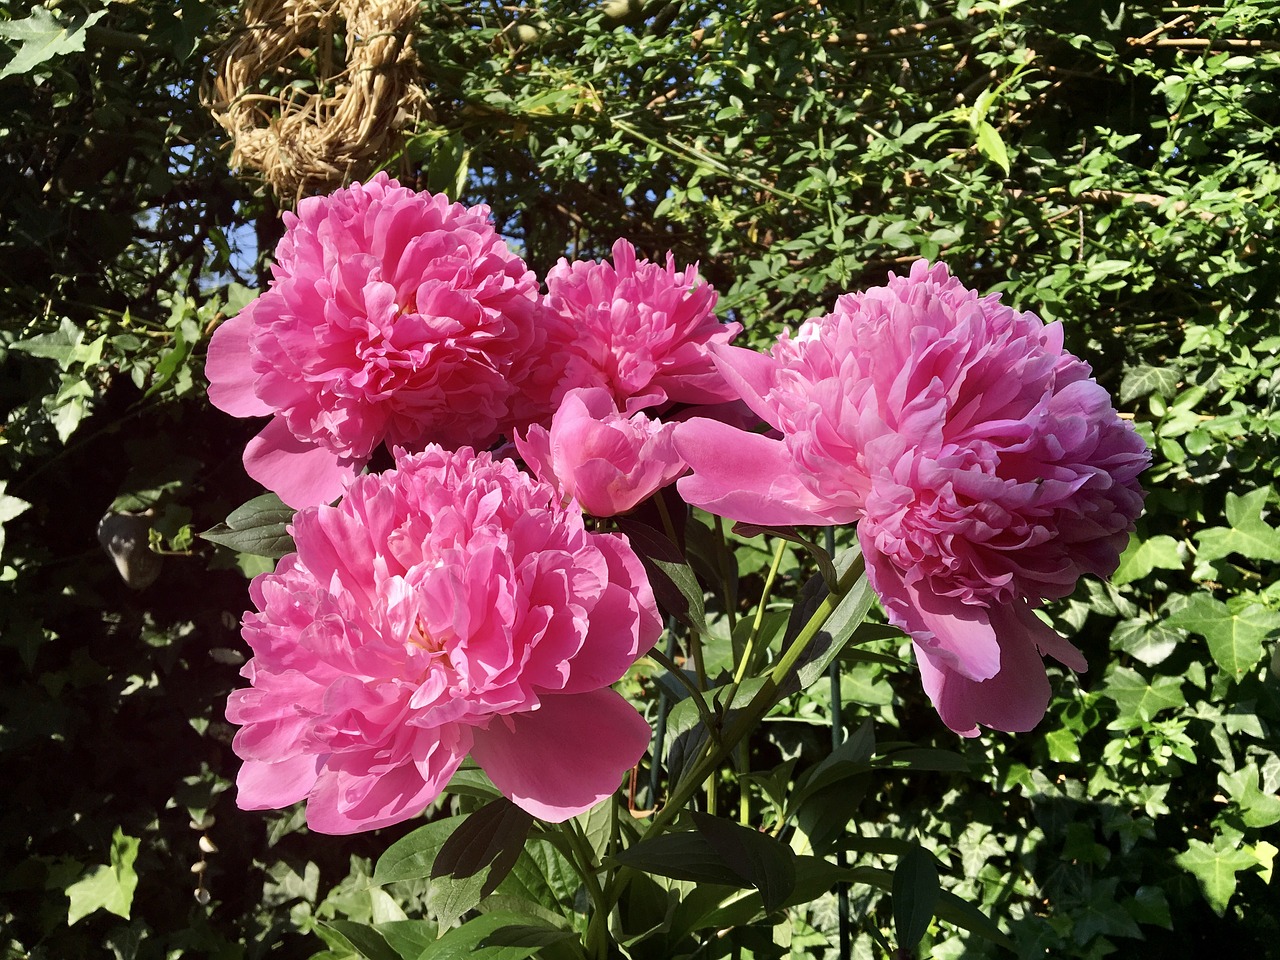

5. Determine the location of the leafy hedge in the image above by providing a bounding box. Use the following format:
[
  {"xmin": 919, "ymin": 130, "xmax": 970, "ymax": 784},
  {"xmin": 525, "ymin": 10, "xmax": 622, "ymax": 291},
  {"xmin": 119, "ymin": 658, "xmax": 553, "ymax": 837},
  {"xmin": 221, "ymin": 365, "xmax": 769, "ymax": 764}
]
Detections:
[{"xmin": 2, "ymin": 1, "xmax": 1278, "ymax": 957}]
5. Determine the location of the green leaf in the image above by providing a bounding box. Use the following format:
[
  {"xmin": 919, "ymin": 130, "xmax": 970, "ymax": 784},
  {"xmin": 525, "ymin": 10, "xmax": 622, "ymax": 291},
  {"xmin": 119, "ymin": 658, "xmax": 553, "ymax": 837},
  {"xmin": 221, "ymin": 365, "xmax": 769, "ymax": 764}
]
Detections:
[
  {"xmin": 788, "ymin": 719, "xmax": 875, "ymax": 813},
  {"xmin": 1217, "ymin": 765, "xmax": 1280, "ymax": 828},
  {"xmin": 616, "ymin": 519, "xmax": 707, "ymax": 632},
  {"xmin": 199, "ymin": 493, "xmax": 296, "ymax": 558},
  {"xmin": 691, "ymin": 811, "xmax": 797, "ymax": 913},
  {"xmin": 1112, "ymin": 534, "xmax": 1182, "ymax": 585},
  {"xmin": 1120, "ymin": 364, "xmax": 1179, "ymax": 404},
  {"xmin": 892, "ymin": 844, "xmax": 940, "ymax": 951},
  {"xmin": 1101, "ymin": 666, "xmax": 1186, "ymax": 724},
  {"xmin": 0, "ymin": 480, "xmax": 31, "ymax": 560},
  {"xmin": 429, "ymin": 799, "xmax": 534, "ymax": 929},
  {"xmin": 1165, "ymin": 595, "xmax": 1274, "ymax": 680},
  {"xmin": 787, "ymin": 546, "xmax": 875, "ymax": 691},
  {"xmin": 0, "ymin": 7, "xmax": 107, "ymax": 79},
  {"xmin": 1196, "ymin": 488, "xmax": 1280, "ymax": 564},
  {"xmin": 373, "ymin": 814, "xmax": 467, "ymax": 885},
  {"xmin": 316, "ymin": 920, "xmax": 401, "ymax": 960},
  {"xmin": 373, "ymin": 920, "xmax": 438, "ymax": 960},
  {"xmin": 65, "ymin": 828, "xmax": 140, "ymax": 925},
  {"xmin": 1175, "ymin": 837, "xmax": 1257, "ymax": 916},
  {"xmin": 418, "ymin": 912, "xmax": 572, "ymax": 960},
  {"xmin": 973, "ymin": 120, "xmax": 1010, "ymax": 174},
  {"xmin": 609, "ymin": 829, "xmax": 746, "ymax": 887},
  {"xmin": 11, "ymin": 317, "xmax": 81, "ymax": 369}
]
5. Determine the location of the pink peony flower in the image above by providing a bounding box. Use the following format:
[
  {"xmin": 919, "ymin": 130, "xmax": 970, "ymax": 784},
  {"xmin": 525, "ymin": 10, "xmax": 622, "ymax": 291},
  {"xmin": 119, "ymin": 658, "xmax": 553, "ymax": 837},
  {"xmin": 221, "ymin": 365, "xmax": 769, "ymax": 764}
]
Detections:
[
  {"xmin": 225, "ymin": 445, "xmax": 661, "ymax": 832},
  {"xmin": 676, "ymin": 261, "xmax": 1148, "ymax": 736},
  {"xmin": 535, "ymin": 239, "xmax": 742, "ymax": 416},
  {"xmin": 205, "ymin": 173, "xmax": 542, "ymax": 508},
  {"xmin": 514, "ymin": 387, "xmax": 687, "ymax": 517}
]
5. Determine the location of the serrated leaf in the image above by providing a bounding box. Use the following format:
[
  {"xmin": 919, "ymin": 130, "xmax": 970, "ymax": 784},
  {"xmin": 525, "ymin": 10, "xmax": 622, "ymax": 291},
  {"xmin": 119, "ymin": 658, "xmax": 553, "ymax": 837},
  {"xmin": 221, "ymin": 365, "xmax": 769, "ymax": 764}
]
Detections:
[
  {"xmin": 893, "ymin": 844, "xmax": 940, "ymax": 951},
  {"xmin": 691, "ymin": 811, "xmax": 797, "ymax": 913},
  {"xmin": 1175, "ymin": 838, "xmax": 1257, "ymax": 916},
  {"xmin": 199, "ymin": 493, "xmax": 295, "ymax": 558},
  {"xmin": 65, "ymin": 828, "xmax": 139, "ymax": 925},
  {"xmin": 1112, "ymin": 534, "xmax": 1182, "ymax": 585},
  {"xmin": 1166, "ymin": 595, "xmax": 1274, "ymax": 680},
  {"xmin": 0, "ymin": 7, "xmax": 107, "ymax": 78},
  {"xmin": 1196, "ymin": 488, "xmax": 1280, "ymax": 564}
]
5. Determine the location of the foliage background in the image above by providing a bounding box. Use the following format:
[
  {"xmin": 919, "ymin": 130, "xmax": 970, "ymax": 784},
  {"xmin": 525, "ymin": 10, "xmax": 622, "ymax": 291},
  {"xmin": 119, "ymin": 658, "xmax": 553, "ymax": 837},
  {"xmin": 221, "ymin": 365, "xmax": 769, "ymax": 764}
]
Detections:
[{"xmin": 1, "ymin": 0, "xmax": 1278, "ymax": 956}]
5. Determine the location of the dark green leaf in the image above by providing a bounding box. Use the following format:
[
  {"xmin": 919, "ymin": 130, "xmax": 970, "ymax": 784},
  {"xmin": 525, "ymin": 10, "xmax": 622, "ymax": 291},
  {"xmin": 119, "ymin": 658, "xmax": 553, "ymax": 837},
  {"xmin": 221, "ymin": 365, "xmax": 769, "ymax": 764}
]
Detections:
[
  {"xmin": 429, "ymin": 799, "xmax": 534, "ymax": 929},
  {"xmin": 199, "ymin": 493, "xmax": 295, "ymax": 558},
  {"xmin": 892, "ymin": 844, "xmax": 939, "ymax": 951},
  {"xmin": 691, "ymin": 811, "xmax": 797, "ymax": 913},
  {"xmin": 373, "ymin": 814, "xmax": 467, "ymax": 885}
]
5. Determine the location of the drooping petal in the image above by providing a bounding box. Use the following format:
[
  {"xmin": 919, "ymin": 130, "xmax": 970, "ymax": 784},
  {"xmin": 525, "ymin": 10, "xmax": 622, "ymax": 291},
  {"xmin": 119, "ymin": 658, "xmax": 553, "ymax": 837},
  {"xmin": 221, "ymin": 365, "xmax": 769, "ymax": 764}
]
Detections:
[
  {"xmin": 243, "ymin": 419, "xmax": 360, "ymax": 509},
  {"xmin": 470, "ymin": 689, "xmax": 651, "ymax": 822},
  {"xmin": 205, "ymin": 307, "xmax": 273, "ymax": 417}
]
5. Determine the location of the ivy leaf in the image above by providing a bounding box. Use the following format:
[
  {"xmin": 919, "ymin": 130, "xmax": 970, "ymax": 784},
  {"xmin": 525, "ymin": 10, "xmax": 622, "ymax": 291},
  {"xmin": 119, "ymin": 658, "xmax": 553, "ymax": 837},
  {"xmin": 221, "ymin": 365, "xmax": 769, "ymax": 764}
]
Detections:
[
  {"xmin": 1120, "ymin": 364, "xmax": 1179, "ymax": 404},
  {"xmin": 1165, "ymin": 595, "xmax": 1274, "ymax": 680},
  {"xmin": 1175, "ymin": 838, "xmax": 1257, "ymax": 916},
  {"xmin": 0, "ymin": 480, "xmax": 31, "ymax": 561},
  {"xmin": 65, "ymin": 828, "xmax": 140, "ymax": 925},
  {"xmin": 199, "ymin": 493, "xmax": 295, "ymax": 558},
  {"xmin": 1112, "ymin": 534, "xmax": 1182, "ymax": 585},
  {"xmin": 1217, "ymin": 765, "xmax": 1280, "ymax": 828},
  {"xmin": 1101, "ymin": 666, "xmax": 1186, "ymax": 725},
  {"xmin": 0, "ymin": 7, "xmax": 107, "ymax": 79},
  {"xmin": 1195, "ymin": 488, "xmax": 1280, "ymax": 564}
]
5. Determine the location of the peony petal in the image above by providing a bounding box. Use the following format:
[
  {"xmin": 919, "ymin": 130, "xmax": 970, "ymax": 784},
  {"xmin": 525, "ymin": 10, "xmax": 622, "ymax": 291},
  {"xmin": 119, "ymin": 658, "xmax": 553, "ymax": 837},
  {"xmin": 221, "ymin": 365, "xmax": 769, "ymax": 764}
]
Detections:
[
  {"xmin": 243, "ymin": 419, "xmax": 361, "ymax": 509},
  {"xmin": 708, "ymin": 342, "xmax": 784, "ymax": 428},
  {"xmin": 675, "ymin": 417, "xmax": 846, "ymax": 525},
  {"xmin": 913, "ymin": 624, "xmax": 1053, "ymax": 737},
  {"xmin": 861, "ymin": 530, "xmax": 1002, "ymax": 683},
  {"xmin": 470, "ymin": 689, "xmax": 650, "ymax": 822},
  {"xmin": 235, "ymin": 755, "xmax": 321, "ymax": 810},
  {"xmin": 206, "ymin": 308, "xmax": 273, "ymax": 417}
]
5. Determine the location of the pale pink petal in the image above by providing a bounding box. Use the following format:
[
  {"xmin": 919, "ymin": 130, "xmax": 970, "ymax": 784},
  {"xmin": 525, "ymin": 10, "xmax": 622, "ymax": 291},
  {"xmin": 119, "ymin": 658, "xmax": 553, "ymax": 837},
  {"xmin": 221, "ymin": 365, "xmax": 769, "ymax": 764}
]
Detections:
[
  {"xmin": 470, "ymin": 689, "xmax": 650, "ymax": 822},
  {"xmin": 206, "ymin": 308, "xmax": 273, "ymax": 417},
  {"xmin": 235, "ymin": 755, "xmax": 321, "ymax": 809},
  {"xmin": 707, "ymin": 342, "xmax": 784, "ymax": 429},
  {"xmin": 675, "ymin": 417, "xmax": 845, "ymax": 526},
  {"xmin": 243, "ymin": 419, "xmax": 360, "ymax": 509}
]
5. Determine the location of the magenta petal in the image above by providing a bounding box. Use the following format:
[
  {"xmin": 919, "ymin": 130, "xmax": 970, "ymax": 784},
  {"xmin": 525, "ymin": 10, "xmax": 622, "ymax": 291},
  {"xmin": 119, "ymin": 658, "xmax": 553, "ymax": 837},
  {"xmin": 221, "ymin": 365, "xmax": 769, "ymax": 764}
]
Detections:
[
  {"xmin": 470, "ymin": 689, "xmax": 650, "ymax": 822},
  {"xmin": 998, "ymin": 601, "xmax": 1088, "ymax": 673},
  {"xmin": 914, "ymin": 624, "xmax": 1053, "ymax": 736},
  {"xmin": 305, "ymin": 751, "xmax": 464, "ymax": 835},
  {"xmin": 243, "ymin": 419, "xmax": 361, "ymax": 508},
  {"xmin": 674, "ymin": 417, "xmax": 845, "ymax": 525},
  {"xmin": 206, "ymin": 309, "xmax": 273, "ymax": 417},
  {"xmin": 236, "ymin": 755, "xmax": 320, "ymax": 810}
]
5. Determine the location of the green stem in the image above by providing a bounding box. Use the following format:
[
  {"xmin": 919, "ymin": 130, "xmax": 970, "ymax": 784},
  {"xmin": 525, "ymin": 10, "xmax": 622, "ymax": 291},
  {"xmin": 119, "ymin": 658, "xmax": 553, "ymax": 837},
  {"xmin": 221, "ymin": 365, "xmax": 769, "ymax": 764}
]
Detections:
[
  {"xmin": 648, "ymin": 646, "xmax": 720, "ymax": 744},
  {"xmin": 563, "ymin": 820, "xmax": 610, "ymax": 960},
  {"xmin": 653, "ymin": 557, "xmax": 867, "ymax": 836}
]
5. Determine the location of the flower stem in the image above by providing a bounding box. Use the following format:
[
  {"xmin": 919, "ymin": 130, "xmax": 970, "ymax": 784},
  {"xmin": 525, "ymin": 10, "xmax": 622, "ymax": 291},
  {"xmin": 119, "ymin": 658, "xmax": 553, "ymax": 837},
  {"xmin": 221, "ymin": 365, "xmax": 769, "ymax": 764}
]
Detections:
[{"xmin": 563, "ymin": 819, "xmax": 610, "ymax": 960}]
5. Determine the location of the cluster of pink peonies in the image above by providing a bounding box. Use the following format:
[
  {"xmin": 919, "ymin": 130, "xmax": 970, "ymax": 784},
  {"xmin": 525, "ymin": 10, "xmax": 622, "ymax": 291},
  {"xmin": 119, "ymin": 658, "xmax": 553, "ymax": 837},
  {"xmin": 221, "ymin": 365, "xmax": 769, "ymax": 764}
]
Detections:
[
  {"xmin": 675, "ymin": 260, "xmax": 1149, "ymax": 736},
  {"xmin": 210, "ymin": 175, "xmax": 1147, "ymax": 833},
  {"xmin": 227, "ymin": 446, "xmax": 662, "ymax": 832}
]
